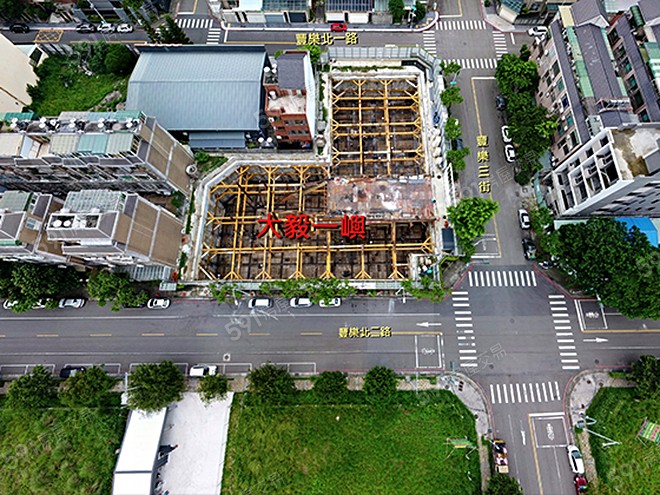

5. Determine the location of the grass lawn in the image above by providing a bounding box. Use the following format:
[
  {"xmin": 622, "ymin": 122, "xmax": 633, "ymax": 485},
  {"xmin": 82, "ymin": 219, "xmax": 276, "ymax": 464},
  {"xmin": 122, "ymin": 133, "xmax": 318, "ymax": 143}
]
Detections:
[
  {"xmin": 585, "ymin": 387, "xmax": 660, "ymax": 494},
  {"xmin": 222, "ymin": 390, "xmax": 481, "ymax": 495},
  {"xmin": 0, "ymin": 406, "xmax": 128, "ymax": 495},
  {"xmin": 28, "ymin": 56, "xmax": 128, "ymax": 116}
]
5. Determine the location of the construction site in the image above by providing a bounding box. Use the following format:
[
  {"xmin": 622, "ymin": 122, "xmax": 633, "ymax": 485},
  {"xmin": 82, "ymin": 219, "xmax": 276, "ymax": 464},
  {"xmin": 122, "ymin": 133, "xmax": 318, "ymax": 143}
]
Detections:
[{"xmin": 197, "ymin": 70, "xmax": 443, "ymax": 281}]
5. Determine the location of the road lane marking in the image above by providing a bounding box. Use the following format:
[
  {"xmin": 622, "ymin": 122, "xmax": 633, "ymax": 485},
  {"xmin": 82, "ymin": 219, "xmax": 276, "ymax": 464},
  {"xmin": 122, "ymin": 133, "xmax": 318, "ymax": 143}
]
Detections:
[
  {"xmin": 142, "ymin": 333, "xmax": 165, "ymax": 337},
  {"xmin": 528, "ymin": 415, "xmax": 544, "ymax": 495},
  {"xmin": 510, "ymin": 383, "xmax": 515, "ymax": 403},
  {"xmin": 542, "ymin": 382, "xmax": 548, "ymax": 401},
  {"xmin": 37, "ymin": 334, "xmax": 58, "ymax": 338},
  {"xmin": 523, "ymin": 383, "xmax": 528, "ymax": 402},
  {"xmin": 497, "ymin": 384, "xmax": 501, "ymax": 403},
  {"xmin": 454, "ymin": 311, "xmax": 472, "ymax": 315},
  {"xmin": 548, "ymin": 294, "xmax": 564, "ymax": 298},
  {"xmin": 196, "ymin": 332, "xmax": 218, "ymax": 336},
  {"xmin": 503, "ymin": 384, "xmax": 508, "ymax": 403},
  {"xmin": 452, "ymin": 291, "xmax": 469, "ymax": 295},
  {"xmin": 555, "ymin": 326, "xmax": 572, "ymax": 330},
  {"xmin": 393, "ymin": 331, "xmax": 443, "ymax": 335},
  {"xmin": 90, "ymin": 333, "xmax": 112, "ymax": 337},
  {"xmin": 490, "ymin": 384, "xmax": 495, "ymax": 403},
  {"xmin": 300, "ymin": 332, "xmax": 322, "ymax": 336},
  {"xmin": 516, "ymin": 383, "xmax": 521, "ymax": 402},
  {"xmin": 556, "ymin": 332, "xmax": 573, "ymax": 337},
  {"xmin": 563, "ymin": 365, "xmax": 580, "ymax": 370},
  {"xmin": 248, "ymin": 332, "xmax": 271, "ymax": 336}
]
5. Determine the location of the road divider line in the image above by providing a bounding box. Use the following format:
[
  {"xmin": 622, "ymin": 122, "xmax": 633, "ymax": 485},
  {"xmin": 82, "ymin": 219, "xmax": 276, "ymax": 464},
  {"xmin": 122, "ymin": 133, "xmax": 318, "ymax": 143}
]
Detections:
[
  {"xmin": 90, "ymin": 333, "xmax": 112, "ymax": 337},
  {"xmin": 300, "ymin": 332, "xmax": 322, "ymax": 336},
  {"xmin": 142, "ymin": 333, "xmax": 165, "ymax": 337},
  {"xmin": 196, "ymin": 332, "xmax": 218, "ymax": 337},
  {"xmin": 528, "ymin": 414, "xmax": 544, "ymax": 495},
  {"xmin": 37, "ymin": 334, "xmax": 59, "ymax": 338},
  {"xmin": 248, "ymin": 332, "xmax": 271, "ymax": 336}
]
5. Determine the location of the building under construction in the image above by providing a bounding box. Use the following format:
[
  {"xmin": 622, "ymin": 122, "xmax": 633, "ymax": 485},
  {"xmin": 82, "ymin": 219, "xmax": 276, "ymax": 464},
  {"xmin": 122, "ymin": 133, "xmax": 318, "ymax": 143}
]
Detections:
[{"xmin": 197, "ymin": 70, "xmax": 440, "ymax": 281}]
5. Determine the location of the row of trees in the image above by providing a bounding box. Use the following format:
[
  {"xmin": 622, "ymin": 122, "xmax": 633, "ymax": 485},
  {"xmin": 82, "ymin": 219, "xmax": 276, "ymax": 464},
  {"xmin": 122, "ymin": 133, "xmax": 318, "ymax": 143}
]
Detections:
[
  {"xmin": 495, "ymin": 49, "xmax": 558, "ymax": 184},
  {"xmin": 73, "ymin": 41, "xmax": 137, "ymax": 76},
  {"xmin": 210, "ymin": 278, "xmax": 357, "ymax": 305}
]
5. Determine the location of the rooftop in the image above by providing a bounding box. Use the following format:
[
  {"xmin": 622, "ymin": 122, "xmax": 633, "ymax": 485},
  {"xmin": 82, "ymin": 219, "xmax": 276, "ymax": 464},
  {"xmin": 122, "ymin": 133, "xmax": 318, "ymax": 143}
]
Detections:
[
  {"xmin": 275, "ymin": 52, "xmax": 307, "ymax": 90},
  {"xmin": 63, "ymin": 190, "xmax": 127, "ymax": 213}
]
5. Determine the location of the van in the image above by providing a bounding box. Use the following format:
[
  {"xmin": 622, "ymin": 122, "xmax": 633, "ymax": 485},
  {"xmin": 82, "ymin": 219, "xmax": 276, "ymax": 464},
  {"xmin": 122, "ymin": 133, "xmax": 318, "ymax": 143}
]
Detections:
[{"xmin": 248, "ymin": 297, "xmax": 272, "ymax": 309}]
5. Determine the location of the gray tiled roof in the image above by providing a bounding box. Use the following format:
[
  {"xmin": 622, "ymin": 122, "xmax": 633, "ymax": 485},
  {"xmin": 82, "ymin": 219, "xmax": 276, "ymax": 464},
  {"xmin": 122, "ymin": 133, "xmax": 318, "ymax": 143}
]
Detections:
[
  {"xmin": 638, "ymin": 0, "xmax": 660, "ymax": 25},
  {"xmin": 276, "ymin": 52, "xmax": 306, "ymax": 90},
  {"xmin": 574, "ymin": 25, "xmax": 625, "ymax": 101},
  {"xmin": 126, "ymin": 46, "xmax": 268, "ymax": 132},
  {"xmin": 571, "ymin": 0, "xmax": 607, "ymax": 27}
]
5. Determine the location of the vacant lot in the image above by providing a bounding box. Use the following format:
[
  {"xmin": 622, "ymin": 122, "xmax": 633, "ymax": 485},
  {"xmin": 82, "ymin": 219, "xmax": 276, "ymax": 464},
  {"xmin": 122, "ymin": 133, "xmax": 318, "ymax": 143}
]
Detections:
[
  {"xmin": 586, "ymin": 387, "xmax": 660, "ymax": 494},
  {"xmin": 0, "ymin": 407, "xmax": 127, "ymax": 495},
  {"xmin": 222, "ymin": 391, "xmax": 481, "ymax": 495}
]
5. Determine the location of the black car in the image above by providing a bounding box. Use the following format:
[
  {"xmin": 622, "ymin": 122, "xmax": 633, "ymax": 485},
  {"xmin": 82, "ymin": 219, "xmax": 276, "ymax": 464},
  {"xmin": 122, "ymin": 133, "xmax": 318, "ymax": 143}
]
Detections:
[
  {"xmin": 522, "ymin": 238, "xmax": 537, "ymax": 260},
  {"xmin": 75, "ymin": 23, "xmax": 96, "ymax": 33},
  {"xmin": 59, "ymin": 366, "xmax": 86, "ymax": 378},
  {"xmin": 496, "ymin": 95, "xmax": 507, "ymax": 111},
  {"xmin": 9, "ymin": 23, "xmax": 30, "ymax": 33}
]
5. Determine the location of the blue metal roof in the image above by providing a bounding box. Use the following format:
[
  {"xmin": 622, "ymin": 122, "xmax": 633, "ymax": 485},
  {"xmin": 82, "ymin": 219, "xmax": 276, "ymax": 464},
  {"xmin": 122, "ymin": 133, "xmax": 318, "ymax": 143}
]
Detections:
[{"xmin": 616, "ymin": 217, "xmax": 659, "ymax": 247}]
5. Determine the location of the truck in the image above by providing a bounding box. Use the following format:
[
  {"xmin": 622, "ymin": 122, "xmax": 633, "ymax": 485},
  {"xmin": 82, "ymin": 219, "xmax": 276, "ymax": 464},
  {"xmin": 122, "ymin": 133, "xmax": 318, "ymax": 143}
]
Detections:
[{"xmin": 492, "ymin": 439, "xmax": 509, "ymax": 474}]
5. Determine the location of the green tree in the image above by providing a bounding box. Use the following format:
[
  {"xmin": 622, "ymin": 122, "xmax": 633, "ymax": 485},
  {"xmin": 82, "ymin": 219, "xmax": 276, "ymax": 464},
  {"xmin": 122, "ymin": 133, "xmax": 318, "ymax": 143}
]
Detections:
[
  {"xmin": 486, "ymin": 473, "xmax": 524, "ymax": 495},
  {"xmin": 444, "ymin": 117, "xmax": 462, "ymax": 141},
  {"xmin": 59, "ymin": 366, "xmax": 117, "ymax": 408},
  {"xmin": 0, "ymin": 0, "xmax": 26, "ymax": 19},
  {"xmin": 127, "ymin": 361, "xmax": 185, "ymax": 412},
  {"xmin": 313, "ymin": 371, "xmax": 348, "ymax": 403},
  {"xmin": 6, "ymin": 365, "xmax": 58, "ymax": 409},
  {"xmin": 197, "ymin": 374, "xmax": 230, "ymax": 404},
  {"xmin": 136, "ymin": 11, "xmax": 161, "ymax": 43},
  {"xmin": 363, "ymin": 366, "xmax": 397, "ymax": 405},
  {"xmin": 414, "ymin": 1, "xmax": 427, "ymax": 22},
  {"xmin": 159, "ymin": 15, "xmax": 192, "ymax": 44},
  {"xmin": 447, "ymin": 197, "xmax": 499, "ymax": 257},
  {"xmin": 446, "ymin": 147, "xmax": 470, "ymax": 172},
  {"xmin": 88, "ymin": 41, "xmax": 110, "ymax": 74},
  {"xmin": 440, "ymin": 86, "xmax": 464, "ymax": 112},
  {"xmin": 104, "ymin": 44, "xmax": 137, "ymax": 76},
  {"xmin": 4, "ymin": 263, "xmax": 81, "ymax": 312},
  {"xmin": 247, "ymin": 363, "xmax": 296, "ymax": 405},
  {"xmin": 401, "ymin": 276, "xmax": 446, "ymax": 302},
  {"xmin": 302, "ymin": 44, "xmax": 322, "ymax": 66},
  {"xmin": 440, "ymin": 61, "xmax": 462, "ymax": 77},
  {"xmin": 210, "ymin": 283, "xmax": 242, "ymax": 304},
  {"xmin": 87, "ymin": 270, "xmax": 147, "ymax": 311},
  {"xmin": 528, "ymin": 206, "xmax": 553, "ymax": 235},
  {"xmin": 388, "ymin": 0, "xmax": 405, "ymax": 23},
  {"xmin": 630, "ymin": 355, "xmax": 660, "ymax": 400},
  {"xmin": 495, "ymin": 53, "xmax": 540, "ymax": 97}
]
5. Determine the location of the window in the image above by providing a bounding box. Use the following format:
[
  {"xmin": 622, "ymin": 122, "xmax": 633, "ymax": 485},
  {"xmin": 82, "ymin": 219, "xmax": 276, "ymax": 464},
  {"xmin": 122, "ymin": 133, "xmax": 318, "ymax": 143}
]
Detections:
[
  {"xmin": 623, "ymin": 58, "xmax": 632, "ymax": 73},
  {"xmin": 640, "ymin": 110, "xmax": 650, "ymax": 122},
  {"xmin": 570, "ymin": 131, "xmax": 579, "ymax": 148},
  {"xmin": 561, "ymin": 95, "xmax": 569, "ymax": 110},
  {"xmin": 552, "ymin": 61, "xmax": 560, "ymax": 77},
  {"xmin": 566, "ymin": 114, "xmax": 574, "ymax": 127},
  {"xmin": 627, "ymin": 75, "xmax": 637, "ymax": 89},
  {"xmin": 557, "ymin": 79, "xmax": 565, "ymax": 91}
]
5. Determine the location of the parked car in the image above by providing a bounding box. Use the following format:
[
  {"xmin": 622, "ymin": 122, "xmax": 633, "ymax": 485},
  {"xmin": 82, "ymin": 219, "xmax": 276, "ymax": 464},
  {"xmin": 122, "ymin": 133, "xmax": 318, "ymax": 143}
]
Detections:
[
  {"xmin": 319, "ymin": 297, "xmax": 341, "ymax": 308},
  {"xmin": 518, "ymin": 209, "xmax": 531, "ymax": 229},
  {"xmin": 574, "ymin": 474, "xmax": 588, "ymax": 494},
  {"xmin": 2, "ymin": 299, "xmax": 18, "ymax": 310},
  {"xmin": 58, "ymin": 298, "xmax": 86, "ymax": 309},
  {"xmin": 567, "ymin": 445, "xmax": 585, "ymax": 474},
  {"xmin": 9, "ymin": 23, "xmax": 30, "ymax": 33},
  {"xmin": 528, "ymin": 26, "xmax": 548, "ymax": 38},
  {"xmin": 59, "ymin": 366, "xmax": 86, "ymax": 378},
  {"xmin": 3, "ymin": 298, "xmax": 53, "ymax": 310},
  {"xmin": 504, "ymin": 144, "xmax": 516, "ymax": 163},
  {"xmin": 290, "ymin": 297, "xmax": 313, "ymax": 308},
  {"xmin": 539, "ymin": 260, "xmax": 552, "ymax": 269},
  {"xmin": 189, "ymin": 364, "xmax": 218, "ymax": 377},
  {"xmin": 116, "ymin": 23, "xmax": 133, "ymax": 33},
  {"xmin": 75, "ymin": 22, "xmax": 96, "ymax": 33},
  {"xmin": 146, "ymin": 297, "xmax": 171, "ymax": 310},
  {"xmin": 495, "ymin": 95, "xmax": 507, "ymax": 111},
  {"xmin": 98, "ymin": 22, "xmax": 115, "ymax": 33},
  {"xmin": 501, "ymin": 125, "xmax": 512, "ymax": 143},
  {"xmin": 522, "ymin": 238, "xmax": 537, "ymax": 260},
  {"xmin": 330, "ymin": 22, "xmax": 347, "ymax": 32},
  {"xmin": 248, "ymin": 297, "xmax": 272, "ymax": 309}
]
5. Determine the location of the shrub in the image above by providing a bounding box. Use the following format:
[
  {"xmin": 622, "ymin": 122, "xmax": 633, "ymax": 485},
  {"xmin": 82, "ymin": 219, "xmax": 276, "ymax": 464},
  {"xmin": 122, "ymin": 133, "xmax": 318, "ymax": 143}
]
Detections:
[
  {"xmin": 314, "ymin": 371, "xmax": 348, "ymax": 403},
  {"xmin": 198, "ymin": 374, "xmax": 230, "ymax": 404},
  {"xmin": 247, "ymin": 363, "xmax": 296, "ymax": 405},
  {"xmin": 363, "ymin": 366, "xmax": 397, "ymax": 405}
]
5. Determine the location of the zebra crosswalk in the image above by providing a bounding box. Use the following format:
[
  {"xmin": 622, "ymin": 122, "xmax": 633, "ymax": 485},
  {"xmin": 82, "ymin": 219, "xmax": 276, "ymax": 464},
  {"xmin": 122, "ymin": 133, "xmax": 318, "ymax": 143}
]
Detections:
[
  {"xmin": 175, "ymin": 17, "xmax": 215, "ymax": 29},
  {"xmin": 492, "ymin": 31, "xmax": 508, "ymax": 57},
  {"xmin": 452, "ymin": 291, "xmax": 478, "ymax": 369},
  {"xmin": 489, "ymin": 381, "xmax": 561, "ymax": 405},
  {"xmin": 468, "ymin": 270, "xmax": 537, "ymax": 288},
  {"xmin": 438, "ymin": 19, "xmax": 487, "ymax": 31},
  {"xmin": 422, "ymin": 32, "xmax": 436, "ymax": 55},
  {"xmin": 443, "ymin": 58, "xmax": 498, "ymax": 70},
  {"xmin": 549, "ymin": 294, "xmax": 580, "ymax": 370},
  {"xmin": 207, "ymin": 28, "xmax": 222, "ymax": 45}
]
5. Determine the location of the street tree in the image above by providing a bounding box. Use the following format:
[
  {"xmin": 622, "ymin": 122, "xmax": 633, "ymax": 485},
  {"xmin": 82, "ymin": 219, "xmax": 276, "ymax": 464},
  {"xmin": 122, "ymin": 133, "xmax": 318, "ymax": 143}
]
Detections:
[
  {"xmin": 87, "ymin": 270, "xmax": 147, "ymax": 311},
  {"xmin": 247, "ymin": 363, "xmax": 296, "ymax": 405},
  {"xmin": 414, "ymin": 1, "xmax": 427, "ymax": 22},
  {"xmin": 444, "ymin": 117, "xmax": 462, "ymax": 141},
  {"xmin": 313, "ymin": 371, "xmax": 348, "ymax": 403},
  {"xmin": 104, "ymin": 44, "xmax": 137, "ymax": 76},
  {"xmin": 198, "ymin": 373, "xmax": 230, "ymax": 404},
  {"xmin": 446, "ymin": 147, "xmax": 470, "ymax": 172},
  {"xmin": 159, "ymin": 15, "xmax": 192, "ymax": 44},
  {"xmin": 2, "ymin": 263, "xmax": 81, "ymax": 312},
  {"xmin": 0, "ymin": 0, "xmax": 26, "ymax": 20},
  {"xmin": 388, "ymin": 0, "xmax": 405, "ymax": 23},
  {"xmin": 127, "ymin": 361, "xmax": 185, "ymax": 412},
  {"xmin": 607, "ymin": 259, "xmax": 660, "ymax": 320},
  {"xmin": 6, "ymin": 365, "xmax": 58, "ymax": 409},
  {"xmin": 630, "ymin": 355, "xmax": 660, "ymax": 400},
  {"xmin": 440, "ymin": 86, "xmax": 464, "ymax": 113},
  {"xmin": 302, "ymin": 44, "xmax": 322, "ymax": 66},
  {"xmin": 486, "ymin": 473, "xmax": 524, "ymax": 495},
  {"xmin": 59, "ymin": 366, "xmax": 117, "ymax": 408},
  {"xmin": 210, "ymin": 283, "xmax": 243, "ymax": 304},
  {"xmin": 440, "ymin": 61, "xmax": 462, "ymax": 76},
  {"xmin": 495, "ymin": 53, "xmax": 540, "ymax": 96},
  {"xmin": 363, "ymin": 366, "xmax": 398, "ymax": 405},
  {"xmin": 447, "ymin": 197, "xmax": 499, "ymax": 257}
]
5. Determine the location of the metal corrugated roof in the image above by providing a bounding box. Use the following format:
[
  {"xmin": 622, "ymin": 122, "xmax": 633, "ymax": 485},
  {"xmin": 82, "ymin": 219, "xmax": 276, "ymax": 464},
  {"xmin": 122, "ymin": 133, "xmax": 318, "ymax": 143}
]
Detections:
[
  {"xmin": 78, "ymin": 133, "xmax": 109, "ymax": 154},
  {"xmin": 126, "ymin": 46, "xmax": 268, "ymax": 132},
  {"xmin": 49, "ymin": 133, "xmax": 80, "ymax": 155},
  {"xmin": 106, "ymin": 133, "xmax": 134, "ymax": 154}
]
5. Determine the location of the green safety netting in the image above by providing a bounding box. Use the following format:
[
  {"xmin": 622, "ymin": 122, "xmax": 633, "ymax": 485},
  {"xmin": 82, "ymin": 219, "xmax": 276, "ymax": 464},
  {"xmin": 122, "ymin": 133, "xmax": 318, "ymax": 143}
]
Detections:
[{"xmin": 638, "ymin": 419, "xmax": 660, "ymax": 443}]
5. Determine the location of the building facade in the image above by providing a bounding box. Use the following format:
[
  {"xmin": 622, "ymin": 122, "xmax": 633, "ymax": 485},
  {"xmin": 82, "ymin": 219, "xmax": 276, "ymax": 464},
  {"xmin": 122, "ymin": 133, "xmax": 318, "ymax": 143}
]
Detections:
[
  {"xmin": 263, "ymin": 51, "xmax": 316, "ymax": 147},
  {"xmin": 0, "ymin": 111, "xmax": 192, "ymax": 196},
  {"xmin": 0, "ymin": 34, "xmax": 42, "ymax": 113}
]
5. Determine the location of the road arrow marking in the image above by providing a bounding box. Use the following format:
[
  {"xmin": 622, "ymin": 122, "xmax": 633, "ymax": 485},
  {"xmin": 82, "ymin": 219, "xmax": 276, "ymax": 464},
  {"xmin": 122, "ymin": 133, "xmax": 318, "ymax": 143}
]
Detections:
[
  {"xmin": 416, "ymin": 322, "xmax": 442, "ymax": 327},
  {"xmin": 583, "ymin": 337, "xmax": 608, "ymax": 343}
]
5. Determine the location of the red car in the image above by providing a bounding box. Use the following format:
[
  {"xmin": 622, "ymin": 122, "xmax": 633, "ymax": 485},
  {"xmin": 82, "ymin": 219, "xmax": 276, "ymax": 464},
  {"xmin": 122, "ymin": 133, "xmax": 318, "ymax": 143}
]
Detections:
[
  {"xmin": 330, "ymin": 22, "xmax": 348, "ymax": 32},
  {"xmin": 574, "ymin": 475, "xmax": 588, "ymax": 494}
]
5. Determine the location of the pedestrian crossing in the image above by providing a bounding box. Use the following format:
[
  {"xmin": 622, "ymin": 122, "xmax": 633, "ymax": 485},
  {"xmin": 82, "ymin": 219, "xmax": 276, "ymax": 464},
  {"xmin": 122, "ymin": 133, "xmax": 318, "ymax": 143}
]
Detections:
[
  {"xmin": 444, "ymin": 58, "xmax": 498, "ymax": 70},
  {"xmin": 468, "ymin": 269, "xmax": 537, "ymax": 288},
  {"xmin": 549, "ymin": 294, "xmax": 580, "ymax": 371},
  {"xmin": 438, "ymin": 19, "xmax": 488, "ymax": 31},
  {"xmin": 207, "ymin": 27, "xmax": 222, "ymax": 45},
  {"xmin": 489, "ymin": 381, "xmax": 561, "ymax": 404},
  {"xmin": 452, "ymin": 291, "xmax": 478, "ymax": 369},
  {"xmin": 422, "ymin": 32, "xmax": 437, "ymax": 55},
  {"xmin": 175, "ymin": 17, "xmax": 214, "ymax": 29},
  {"xmin": 492, "ymin": 31, "xmax": 508, "ymax": 57}
]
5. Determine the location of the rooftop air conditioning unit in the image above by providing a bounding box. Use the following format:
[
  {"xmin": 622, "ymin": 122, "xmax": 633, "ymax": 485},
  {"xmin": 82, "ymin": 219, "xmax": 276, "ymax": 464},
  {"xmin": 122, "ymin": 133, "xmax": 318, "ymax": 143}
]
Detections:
[
  {"xmin": 269, "ymin": 90, "xmax": 277, "ymax": 100},
  {"xmin": 268, "ymin": 117, "xmax": 275, "ymax": 123},
  {"xmin": 186, "ymin": 164, "xmax": 198, "ymax": 177}
]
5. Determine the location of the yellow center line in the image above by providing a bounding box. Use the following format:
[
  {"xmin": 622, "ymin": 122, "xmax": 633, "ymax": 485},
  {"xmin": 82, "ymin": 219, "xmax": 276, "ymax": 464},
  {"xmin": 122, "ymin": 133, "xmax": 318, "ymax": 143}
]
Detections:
[
  {"xmin": 582, "ymin": 328, "xmax": 660, "ymax": 333},
  {"xmin": 392, "ymin": 331, "xmax": 443, "ymax": 335},
  {"xmin": 301, "ymin": 332, "xmax": 323, "ymax": 336},
  {"xmin": 528, "ymin": 415, "xmax": 544, "ymax": 495},
  {"xmin": 249, "ymin": 332, "xmax": 271, "ymax": 336},
  {"xmin": 226, "ymin": 40, "xmax": 297, "ymax": 45},
  {"xmin": 142, "ymin": 332, "xmax": 165, "ymax": 337},
  {"xmin": 471, "ymin": 77, "xmax": 482, "ymax": 135},
  {"xmin": 196, "ymin": 332, "xmax": 219, "ymax": 337},
  {"xmin": 458, "ymin": 0, "xmax": 463, "ymax": 17},
  {"xmin": 192, "ymin": 0, "xmax": 199, "ymax": 13},
  {"xmin": 90, "ymin": 333, "xmax": 112, "ymax": 337},
  {"xmin": 37, "ymin": 334, "xmax": 59, "ymax": 338}
]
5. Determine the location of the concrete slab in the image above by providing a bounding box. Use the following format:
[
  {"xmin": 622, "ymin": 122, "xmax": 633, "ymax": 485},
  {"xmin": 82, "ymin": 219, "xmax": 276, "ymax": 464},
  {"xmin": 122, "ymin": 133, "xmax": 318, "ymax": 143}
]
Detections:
[{"xmin": 157, "ymin": 392, "xmax": 233, "ymax": 495}]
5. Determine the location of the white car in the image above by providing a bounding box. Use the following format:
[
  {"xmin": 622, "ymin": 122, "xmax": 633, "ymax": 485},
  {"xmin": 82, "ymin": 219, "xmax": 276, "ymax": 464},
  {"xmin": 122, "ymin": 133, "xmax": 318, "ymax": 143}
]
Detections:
[
  {"xmin": 518, "ymin": 209, "xmax": 531, "ymax": 229},
  {"xmin": 3, "ymin": 299, "xmax": 18, "ymax": 310},
  {"xmin": 501, "ymin": 125, "xmax": 512, "ymax": 143},
  {"xmin": 248, "ymin": 297, "xmax": 272, "ymax": 309},
  {"xmin": 319, "ymin": 297, "xmax": 341, "ymax": 308},
  {"xmin": 189, "ymin": 364, "xmax": 218, "ymax": 377},
  {"xmin": 116, "ymin": 23, "xmax": 133, "ymax": 33},
  {"xmin": 290, "ymin": 297, "xmax": 313, "ymax": 308},
  {"xmin": 147, "ymin": 297, "xmax": 171, "ymax": 310},
  {"xmin": 567, "ymin": 445, "xmax": 585, "ymax": 474},
  {"xmin": 528, "ymin": 26, "xmax": 548, "ymax": 38},
  {"xmin": 58, "ymin": 298, "xmax": 86, "ymax": 309},
  {"xmin": 505, "ymin": 144, "xmax": 516, "ymax": 163},
  {"xmin": 98, "ymin": 22, "xmax": 115, "ymax": 33}
]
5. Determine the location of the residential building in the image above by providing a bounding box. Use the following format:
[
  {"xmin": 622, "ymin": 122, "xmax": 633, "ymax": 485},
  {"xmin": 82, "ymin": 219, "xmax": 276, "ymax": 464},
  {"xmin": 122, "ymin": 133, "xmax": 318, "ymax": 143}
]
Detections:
[
  {"xmin": 0, "ymin": 190, "xmax": 66, "ymax": 263},
  {"xmin": 533, "ymin": 0, "xmax": 636, "ymax": 164},
  {"xmin": 212, "ymin": 0, "xmax": 310, "ymax": 24},
  {"xmin": 126, "ymin": 45, "xmax": 271, "ymax": 150},
  {"xmin": 263, "ymin": 51, "xmax": 316, "ymax": 147},
  {"xmin": 0, "ymin": 111, "xmax": 192, "ymax": 196},
  {"xmin": 0, "ymin": 34, "xmax": 42, "ymax": 113},
  {"xmin": 46, "ymin": 189, "xmax": 183, "ymax": 269},
  {"xmin": 543, "ymin": 123, "xmax": 660, "ymax": 217}
]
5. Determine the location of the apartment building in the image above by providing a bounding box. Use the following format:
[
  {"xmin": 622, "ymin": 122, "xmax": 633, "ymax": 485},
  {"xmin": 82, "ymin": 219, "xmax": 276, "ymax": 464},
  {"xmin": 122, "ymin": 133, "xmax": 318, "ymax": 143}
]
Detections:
[
  {"xmin": 543, "ymin": 123, "xmax": 660, "ymax": 217},
  {"xmin": 263, "ymin": 51, "xmax": 316, "ymax": 147},
  {"xmin": 0, "ymin": 34, "xmax": 42, "ymax": 113},
  {"xmin": 46, "ymin": 189, "xmax": 183, "ymax": 269},
  {"xmin": 0, "ymin": 111, "xmax": 192, "ymax": 196},
  {"xmin": 0, "ymin": 190, "xmax": 66, "ymax": 264}
]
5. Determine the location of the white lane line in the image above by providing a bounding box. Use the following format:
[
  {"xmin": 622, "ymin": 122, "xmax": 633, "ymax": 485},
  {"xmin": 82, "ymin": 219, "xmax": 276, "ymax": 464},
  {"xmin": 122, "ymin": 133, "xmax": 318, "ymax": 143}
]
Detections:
[
  {"xmin": 525, "ymin": 271, "xmax": 531, "ymax": 285},
  {"xmin": 563, "ymin": 365, "xmax": 581, "ymax": 370},
  {"xmin": 554, "ymin": 319, "xmax": 571, "ymax": 324},
  {"xmin": 454, "ymin": 311, "xmax": 472, "ymax": 315},
  {"xmin": 555, "ymin": 382, "xmax": 561, "ymax": 399},
  {"xmin": 490, "ymin": 384, "xmax": 495, "ymax": 403},
  {"xmin": 453, "ymin": 291, "xmax": 469, "ymax": 295},
  {"xmin": 453, "ymin": 303, "xmax": 470, "ymax": 307},
  {"xmin": 550, "ymin": 301, "xmax": 568, "ymax": 305},
  {"xmin": 528, "ymin": 383, "xmax": 535, "ymax": 402},
  {"xmin": 453, "ymin": 297, "xmax": 470, "ymax": 301},
  {"xmin": 561, "ymin": 359, "xmax": 579, "ymax": 363},
  {"xmin": 480, "ymin": 272, "xmax": 485, "ymax": 286},
  {"xmin": 516, "ymin": 383, "xmax": 521, "ymax": 402},
  {"xmin": 497, "ymin": 271, "xmax": 502, "ymax": 286},
  {"xmin": 503, "ymin": 384, "xmax": 509, "ymax": 403},
  {"xmin": 459, "ymin": 349, "xmax": 477, "ymax": 354},
  {"xmin": 555, "ymin": 326, "xmax": 573, "ymax": 330},
  {"xmin": 522, "ymin": 383, "xmax": 528, "ymax": 402},
  {"xmin": 548, "ymin": 294, "xmax": 565, "ymax": 299},
  {"xmin": 560, "ymin": 352, "xmax": 578, "ymax": 356},
  {"xmin": 514, "ymin": 271, "xmax": 520, "ymax": 286},
  {"xmin": 455, "ymin": 317, "xmax": 473, "ymax": 321},
  {"xmin": 531, "ymin": 272, "xmax": 537, "ymax": 286},
  {"xmin": 510, "ymin": 384, "xmax": 516, "ymax": 403},
  {"xmin": 556, "ymin": 332, "xmax": 574, "ymax": 337},
  {"xmin": 557, "ymin": 339, "xmax": 575, "ymax": 343},
  {"xmin": 536, "ymin": 383, "xmax": 542, "ymax": 402},
  {"xmin": 462, "ymin": 363, "xmax": 478, "ymax": 367},
  {"xmin": 456, "ymin": 323, "xmax": 474, "ymax": 327},
  {"xmin": 468, "ymin": 271, "xmax": 474, "ymax": 286},
  {"xmin": 497, "ymin": 384, "xmax": 501, "ymax": 403},
  {"xmin": 558, "ymin": 345, "xmax": 576, "ymax": 350},
  {"xmin": 462, "ymin": 329, "xmax": 474, "ymax": 334},
  {"xmin": 542, "ymin": 382, "xmax": 549, "ymax": 402}
]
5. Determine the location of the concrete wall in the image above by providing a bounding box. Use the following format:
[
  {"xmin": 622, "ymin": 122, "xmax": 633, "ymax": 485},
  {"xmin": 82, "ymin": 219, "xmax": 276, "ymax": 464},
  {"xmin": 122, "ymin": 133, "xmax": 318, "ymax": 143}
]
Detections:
[{"xmin": 0, "ymin": 34, "xmax": 38, "ymax": 113}]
